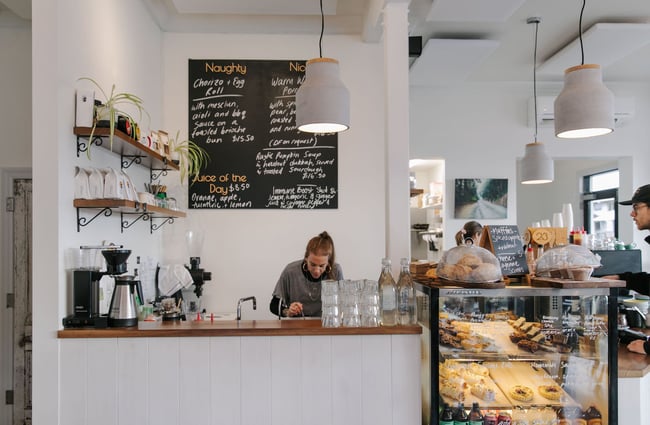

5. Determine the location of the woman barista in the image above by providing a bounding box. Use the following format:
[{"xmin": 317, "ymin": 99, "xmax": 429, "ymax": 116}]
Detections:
[{"xmin": 270, "ymin": 231, "xmax": 344, "ymax": 317}]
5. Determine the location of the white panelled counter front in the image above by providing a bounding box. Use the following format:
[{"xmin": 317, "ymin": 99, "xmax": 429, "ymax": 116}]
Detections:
[{"xmin": 58, "ymin": 320, "xmax": 422, "ymax": 425}]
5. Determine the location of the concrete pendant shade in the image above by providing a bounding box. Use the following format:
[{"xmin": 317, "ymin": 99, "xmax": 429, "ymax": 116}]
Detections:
[
  {"xmin": 554, "ymin": 64, "xmax": 614, "ymax": 139},
  {"xmin": 296, "ymin": 57, "xmax": 350, "ymax": 134},
  {"xmin": 521, "ymin": 142, "xmax": 554, "ymax": 184}
]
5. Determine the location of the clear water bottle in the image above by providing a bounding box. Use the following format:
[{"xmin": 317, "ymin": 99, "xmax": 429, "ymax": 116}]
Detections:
[
  {"xmin": 378, "ymin": 258, "xmax": 397, "ymax": 326},
  {"xmin": 397, "ymin": 258, "xmax": 417, "ymax": 325}
]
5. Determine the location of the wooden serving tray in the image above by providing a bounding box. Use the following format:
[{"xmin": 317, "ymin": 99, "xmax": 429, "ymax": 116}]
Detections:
[
  {"xmin": 531, "ymin": 277, "xmax": 625, "ymax": 288},
  {"xmin": 485, "ymin": 361, "xmax": 579, "ymax": 407},
  {"xmin": 431, "ymin": 278, "xmax": 506, "ymax": 289},
  {"xmin": 439, "ymin": 367, "xmax": 510, "ymax": 408}
]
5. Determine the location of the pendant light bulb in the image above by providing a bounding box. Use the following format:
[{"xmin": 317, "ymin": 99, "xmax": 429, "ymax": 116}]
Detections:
[
  {"xmin": 295, "ymin": 0, "xmax": 350, "ymax": 134},
  {"xmin": 554, "ymin": 0, "xmax": 614, "ymax": 139},
  {"xmin": 521, "ymin": 17, "xmax": 554, "ymax": 185}
]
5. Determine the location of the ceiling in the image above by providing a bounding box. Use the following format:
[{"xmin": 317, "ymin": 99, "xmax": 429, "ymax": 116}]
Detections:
[{"xmin": 2, "ymin": 0, "xmax": 650, "ymax": 83}]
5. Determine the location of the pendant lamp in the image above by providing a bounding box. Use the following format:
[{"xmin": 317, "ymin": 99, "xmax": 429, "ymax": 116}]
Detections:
[
  {"xmin": 554, "ymin": 0, "xmax": 614, "ymax": 139},
  {"xmin": 521, "ymin": 17, "xmax": 553, "ymax": 185},
  {"xmin": 295, "ymin": 0, "xmax": 349, "ymax": 134}
]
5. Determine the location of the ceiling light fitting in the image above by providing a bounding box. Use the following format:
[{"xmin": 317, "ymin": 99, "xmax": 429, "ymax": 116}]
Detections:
[
  {"xmin": 295, "ymin": 0, "xmax": 349, "ymax": 134},
  {"xmin": 554, "ymin": 0, "xmax": 614, "ymax": 139},
  {"xmin": 521, "ymin": 17, "xmax": 553, "ymax": 185}
]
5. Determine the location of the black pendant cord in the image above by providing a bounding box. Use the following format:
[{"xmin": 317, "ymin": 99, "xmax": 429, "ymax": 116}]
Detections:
[
  {"xmin": 579, "ymin": 0, "xmax": 586, "ymax": 65},
  {"xmin": 533, "ymin": 20, "xmax": 539, "ymax": 143},
  {"xmin": 319, "ymin": 0, "xmax": 324, "ymax": 58}
]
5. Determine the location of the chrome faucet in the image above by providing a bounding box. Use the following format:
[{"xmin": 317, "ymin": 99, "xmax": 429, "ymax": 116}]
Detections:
[{"xmin": 237, "ymin": 296, "xmax": 257, "ymax": 320}]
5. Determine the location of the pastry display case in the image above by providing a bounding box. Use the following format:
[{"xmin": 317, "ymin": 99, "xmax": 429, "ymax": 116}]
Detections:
[{"xmin": 416, "ymin": 284, "xmax": 618, "ymax": 425}]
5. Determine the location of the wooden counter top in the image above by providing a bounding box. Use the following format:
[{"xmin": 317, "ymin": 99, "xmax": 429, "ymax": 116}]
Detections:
[
  {"xmin": 618, "ymin": 328, "xmax": 650, "ymax": 378},
  {"xmin": 57, "ymin": 319, "xmax": 422, "ymax": 339}
]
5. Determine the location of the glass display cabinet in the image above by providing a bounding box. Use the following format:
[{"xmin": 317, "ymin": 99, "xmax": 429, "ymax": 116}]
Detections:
[{"xmin": 415, "ymin": 284, "xmax": 618, "ymax": 425}]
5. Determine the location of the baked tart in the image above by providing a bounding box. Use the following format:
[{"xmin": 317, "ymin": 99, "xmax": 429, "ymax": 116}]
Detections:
[
  {"xmin": 538, "ymin": 384, "xmax": 563, "ymax": 400},
  {"xmin": 509, "ymin": 385, "xmax": 534, "ymax": 402}
]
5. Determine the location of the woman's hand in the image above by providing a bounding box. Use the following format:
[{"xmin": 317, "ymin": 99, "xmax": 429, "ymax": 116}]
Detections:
[
  {"xmin": 287, "ymin": 302, "xmax": 304, "ymax": 317},
  {"xmin": 627, "ymin": 339, "xmax": 648, "ymax": 354}
]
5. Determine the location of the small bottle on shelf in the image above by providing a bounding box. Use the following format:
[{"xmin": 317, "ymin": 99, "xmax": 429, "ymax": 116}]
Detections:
[
  {"xmin": 439, "ymin": 402, "xmax": 455, "ymax": 425},
  {"xmin": 453, "ymin": 402, "xmax": 468, "ymax": 425},
  {"xmin": 468, "ymin": 402, "xmax": 483, "ymax": 425}
]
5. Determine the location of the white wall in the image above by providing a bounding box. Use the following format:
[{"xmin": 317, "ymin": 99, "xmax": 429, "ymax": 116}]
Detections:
[
  {"xmin": 159, "ymin": 33, "xmax": 387, "ymax": 317},
  {"xmin": 32, "ymin": 0, "xmax": 164, "ymax": 423},
  {"xmin": 0, "ymin": 20, "xmax": 32, "ymax": 425},
  {"xmin": 410, "ymin": 82, "xmax": 650, "ymax": 268}
]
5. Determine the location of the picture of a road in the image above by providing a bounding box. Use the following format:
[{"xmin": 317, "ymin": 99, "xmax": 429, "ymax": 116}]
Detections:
[
  {"xmin": 454, "ymin": 178, "xmax": 508, "ymax": 219},
  {"xmin": 456, "ymin": 198, "xmax": 507, "ymax": 219}
]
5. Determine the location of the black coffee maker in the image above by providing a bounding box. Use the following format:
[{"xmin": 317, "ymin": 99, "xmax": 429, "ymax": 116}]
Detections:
[{"xmin": 63, "ymin": 247, "xmax": 133, "ymax": 328}]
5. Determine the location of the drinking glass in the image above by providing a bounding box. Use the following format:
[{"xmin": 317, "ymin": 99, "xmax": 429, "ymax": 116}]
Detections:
[
  {"xmin": 552, "ymin": 212, "xmax": 564, "ymax": 228},
  {"xmin": 321, "ymin": 280, "xmax": 340, "ymax": 328}
]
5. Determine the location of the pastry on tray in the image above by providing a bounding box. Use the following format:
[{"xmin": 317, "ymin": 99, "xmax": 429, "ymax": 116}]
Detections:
[
  {"xmin": 470, "ymin": 383, "xmax": 496, "ymax": 401},
  {"xmin": 509, "ymin": 385, "xmax": 534, "ymax": 402},
  {"xmin": 538, "ymin": 384, "xmax": 563, "ymax": 400}
]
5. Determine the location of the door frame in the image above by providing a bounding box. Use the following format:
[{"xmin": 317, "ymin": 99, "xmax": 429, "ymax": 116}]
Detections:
[{"xmin": 1, "ymin": 167, "xmax": 32, "ymax": 425}]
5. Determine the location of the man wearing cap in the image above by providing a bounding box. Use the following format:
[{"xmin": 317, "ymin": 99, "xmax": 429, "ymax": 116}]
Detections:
[{"xmin": 614, "ymin": 184, "xmax": 650, "ymax": 354}]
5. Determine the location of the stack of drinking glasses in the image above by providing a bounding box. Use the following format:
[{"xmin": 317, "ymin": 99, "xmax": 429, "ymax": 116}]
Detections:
[
  {"xmin": 321, "ymin": 279, "xmax": 340, "ymax": 328},
  {"xmin": 360, "ymin": 279, "xmax": 380, "ymax": 327},
  {"xmin": 339, "ymin": 279, "xmax": 361, "ymax": 327}
]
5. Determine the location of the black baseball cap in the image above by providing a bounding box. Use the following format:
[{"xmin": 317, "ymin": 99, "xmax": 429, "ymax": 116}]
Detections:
[{"xmin": 619, "ymin": 184, "xmax": 650, "ymax": 205}]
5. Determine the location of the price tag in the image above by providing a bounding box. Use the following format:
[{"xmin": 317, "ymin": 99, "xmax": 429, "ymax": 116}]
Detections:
[{"xmin": 531, "ymin": 228, "xmax": 555, "ymax": 246}]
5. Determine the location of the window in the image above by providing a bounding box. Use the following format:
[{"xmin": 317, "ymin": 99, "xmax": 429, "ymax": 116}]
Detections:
[{"xmin": 582, "ymin": 169, "xmax": 619, "ymax": 239}]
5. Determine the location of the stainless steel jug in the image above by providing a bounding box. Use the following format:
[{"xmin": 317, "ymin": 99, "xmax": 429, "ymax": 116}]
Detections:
[{"xmin": 108, "ymin": 276, "xmax": 143, "ymax": 327}]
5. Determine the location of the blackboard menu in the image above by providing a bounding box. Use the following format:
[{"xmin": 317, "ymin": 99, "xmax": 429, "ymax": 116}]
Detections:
[
  {"xmin": 188, "ymin": 59, "xmax": 338, "ymax": 209},
  {"xmin": 480, "ymin": 225, "xmax": 528, "ymax": 276}
]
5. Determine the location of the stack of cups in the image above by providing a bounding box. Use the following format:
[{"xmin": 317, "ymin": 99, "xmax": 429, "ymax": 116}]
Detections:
[
  {"xmin": 339, "ymin": 279, "xmax": 361, "ymax": 327},
  {"xmin": 321, "ymin": 279, "xmax": 340, "ymax": 328},
  {"xmin": 360, "ymin": 279, "xmax": 380, "ymax": 327}
]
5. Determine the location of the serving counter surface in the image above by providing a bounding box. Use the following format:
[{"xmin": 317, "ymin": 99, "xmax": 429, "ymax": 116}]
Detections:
[
  {"xmin": 57, "ymin": 319, "xmax": 422, "ymax": 338},
  {"xmin": 618, "ymin": 328, "xmax": 650, "ymax": 378}
]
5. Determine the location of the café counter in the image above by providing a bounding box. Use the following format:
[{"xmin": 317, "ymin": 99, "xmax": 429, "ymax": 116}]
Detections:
[
  {"xmin": 618, "ymin": 328, "xmax": 650, "ymax": 425},
  {"xmin": 57, "ymin": 320, "xmax": 422, "ymax": 425}
]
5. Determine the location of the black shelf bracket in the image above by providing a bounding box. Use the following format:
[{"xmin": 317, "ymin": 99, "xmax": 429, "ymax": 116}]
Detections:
[
  {"xmin": 76, "ymin": 135, "xmax": 104, "ymax": 157},
  {"xmin": 120, "ymin": 211, "xmax": 151, "ymax": 233},
  {"xmin": 150, "ymin": 216, "xmax": 175, "ymax": 233},
  {"xmin": 151, "ymin": 168, "xmax": 169, "ymax": 182},
  {"xmin": 121, "ymin": 154, "xmax": 143, "ymax": 169},
  {"xmin": 77, "ymin": 207, "xmax": 113, "ymax": 232}
]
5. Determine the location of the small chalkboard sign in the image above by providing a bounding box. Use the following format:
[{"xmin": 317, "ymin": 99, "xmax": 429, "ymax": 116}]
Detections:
[
  {"xmin": 480, "ymin": 225, "xmax": 528, "ymax": 276},
  {"xmin": 187, "ymin": 59, "xmax": 338, "ymax": 209}
]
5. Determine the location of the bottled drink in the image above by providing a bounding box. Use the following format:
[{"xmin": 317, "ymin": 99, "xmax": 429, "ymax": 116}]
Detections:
[
  {"xmin": 453, "ymin": 402, "xmax": 469, "ymax": 425},
  {"xmin": 440, "ymin": 403, "xmax": 455, "ymax": 425},
  {"xmin": 525, "ymin": 244, "xmax": 535, "ymax": 275},
  {"xmin": 468, "ymin": 402, "xmax": 483, "ymax": 425},
  {"xmin": 483, "ymin": 411, "xmax": 498, "ymax": 425},
  {"xmin": 497, "ymin": 411, "xmax": 511, "ymax": 425},
  {"xmin": 397, "ymin": 257, "xmax": 417, "ymax": 325},
  {"xmin": 378, "ymin": 258, "xmax": 397, "ymax": 326},
  {"xmin": 584, "ymin": 406, "xmax": 602, "ymax": 425}
]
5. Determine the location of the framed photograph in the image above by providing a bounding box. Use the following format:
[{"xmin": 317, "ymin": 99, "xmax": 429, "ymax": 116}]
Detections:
[
  {"xmin": 454, "ymin": 178, "xmax": 508, "ymax": 219},
  {"xmin": 150, "ymin": 131, "xmax": 161, "ymax": 153}
]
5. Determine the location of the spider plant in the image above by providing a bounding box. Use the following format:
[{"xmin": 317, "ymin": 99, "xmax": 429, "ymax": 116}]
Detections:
[
  {"xmin": 169, "ymin": 131, "xmax": 211, "ymax": 185},
  {"xmin": 77, "ymin": 77, "xmax": 148, "ymax": 156}
]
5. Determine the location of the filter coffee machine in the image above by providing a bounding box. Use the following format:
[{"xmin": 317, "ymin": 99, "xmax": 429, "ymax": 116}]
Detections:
[{"xmin": 63, "ymin": 247, "xmax": 138, "ymax": 328}]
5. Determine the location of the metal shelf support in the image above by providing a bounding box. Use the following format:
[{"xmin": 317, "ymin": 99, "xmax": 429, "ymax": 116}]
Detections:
[
  {"xmin": 76, "ymin": 136, "xmax": 104, "ymax": 157},
  {"xmin": 120, "ymin": 212, "xmax": 150, "ymax": 233},
  {"xmin": 77, "ymin": 207, "xmax": 113, "ymax": 232},
  {"xmin": 150, "ymin": 217, "xmax": 175, "ymax": 233}
]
